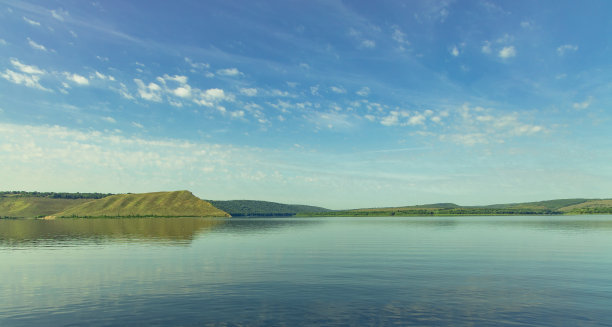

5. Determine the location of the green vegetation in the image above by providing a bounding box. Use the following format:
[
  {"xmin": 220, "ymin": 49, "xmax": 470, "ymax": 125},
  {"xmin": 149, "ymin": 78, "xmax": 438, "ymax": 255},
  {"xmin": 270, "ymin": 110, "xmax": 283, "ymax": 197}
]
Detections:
[
  {"xmin": 559, "ymin": 199, "xmax": 612, "ymax": 214},
  {"xmin": 1, "ymin": 189, "xmax": 611, "ymax": 218},
  {"xmin": 209, "ymin": 200, "xmax": 330, "ymax": 217},
  {"xmin": 300, "ymin": 207, "xmax": 560, "ymax": 217},
  {"xmin": 0, "ymin": 191, "xmax": 113, "ymax": 199},
  {"xmin": 484, "ymin": 198, "xmax": 590, "ymax": 210},
  {"xmin": 56, "ymin": 191, "xmax": 230, "ymax": 218},
  {"xmin": 0, "ymin": 197, "xmax": 94, "ymax": 218},
  {"xmin": 299, "ymin": 198, "xmax": 612, "ymax": 217}
]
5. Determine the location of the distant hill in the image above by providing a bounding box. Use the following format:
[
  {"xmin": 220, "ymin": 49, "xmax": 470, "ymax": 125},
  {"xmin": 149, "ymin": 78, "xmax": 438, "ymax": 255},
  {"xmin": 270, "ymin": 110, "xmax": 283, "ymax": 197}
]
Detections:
[
  {"xmin": 484, "ymin": 198, "xmax": 590, "ymax": 210},
  {"xmin": 558, "ymin": 199, "xmax": 612, "ymax": 214},
  {"xmin": 2, "ymin": 190, "xmax": 611, "ymax": 218},
  {"xmin": 209, "ymin": 200, "xmax": 331, "ymax": 217},
  {"xmin": 0, "ymin": 197, "xmax": 94, "ymax": 218},
  {"xmin": 56, "ymin": 191, "xmax": 230, "ymax": 218},
  {"xmin": 303, "ymin": 198, "xmax": 612, "ymax": 217},
  {"xmin": 0, "ymin": 191, "xmax": 113, "ymax": 199}
]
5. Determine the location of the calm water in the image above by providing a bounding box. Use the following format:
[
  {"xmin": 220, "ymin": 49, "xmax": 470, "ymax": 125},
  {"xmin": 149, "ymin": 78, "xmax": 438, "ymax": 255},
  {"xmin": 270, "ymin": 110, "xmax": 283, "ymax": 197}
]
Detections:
[{"xmin": 2, "ymin": 216, "xmax": 612, "ymax": 326}]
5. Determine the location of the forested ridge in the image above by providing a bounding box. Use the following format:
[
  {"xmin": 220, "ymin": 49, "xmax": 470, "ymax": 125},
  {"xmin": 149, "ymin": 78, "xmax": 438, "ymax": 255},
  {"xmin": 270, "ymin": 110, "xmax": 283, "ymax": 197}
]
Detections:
[{"xmin": 0, "ymin": 191, "xmax": 113, "ymax": 199}]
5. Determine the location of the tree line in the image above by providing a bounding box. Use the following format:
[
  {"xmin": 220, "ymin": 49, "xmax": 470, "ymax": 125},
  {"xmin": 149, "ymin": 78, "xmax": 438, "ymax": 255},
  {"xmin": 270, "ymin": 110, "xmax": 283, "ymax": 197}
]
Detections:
[{"xmin": 0, "ymin": 191, "xmax": 113, "ymax": 199}]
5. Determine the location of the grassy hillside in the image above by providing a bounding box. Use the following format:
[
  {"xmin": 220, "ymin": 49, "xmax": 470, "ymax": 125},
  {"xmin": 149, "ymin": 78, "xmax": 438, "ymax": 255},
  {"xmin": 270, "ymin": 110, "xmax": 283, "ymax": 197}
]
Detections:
[
  {"xmin": 485, "ymin": 198, "xmax": 590, "ymax": 210},
  {"xmin": 0, "ymin": 197, "xmax": 94, "ymax": 218},
  {"xmin": 209, "ymin": 200, "xmax": 330, "ymax": 217},
  {"xmin": 559, "ymin": 199, "xmax": 612, "ymax": 214},
  {"xmin": 56, "ymin": 191, "xmax": 230, "ymax": 218}
]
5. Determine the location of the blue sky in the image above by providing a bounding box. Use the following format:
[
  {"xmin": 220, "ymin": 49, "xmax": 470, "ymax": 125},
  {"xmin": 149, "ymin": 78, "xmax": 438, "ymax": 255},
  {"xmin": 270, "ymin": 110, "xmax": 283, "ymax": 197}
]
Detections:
[{"xmin": 1, "ymin": 0, "xmax": 611, "ymax": 209}]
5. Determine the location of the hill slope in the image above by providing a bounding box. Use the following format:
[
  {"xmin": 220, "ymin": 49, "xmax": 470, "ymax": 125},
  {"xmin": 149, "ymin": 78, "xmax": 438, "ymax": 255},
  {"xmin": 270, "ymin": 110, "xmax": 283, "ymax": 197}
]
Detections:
[
  {"xmin": 0, "ymin": 197, "xmax": 94, "ymax": 218},
  {"xmin": 56, "ymin": 191, "xmax": 230, "ymax": 217},
  {"xmin": 558, "ymin": 199, "xmax": 612, "ymax": 214},
  {"xmin": 209, "ymin": 200, "xmax": 330, "ymax": 217}
]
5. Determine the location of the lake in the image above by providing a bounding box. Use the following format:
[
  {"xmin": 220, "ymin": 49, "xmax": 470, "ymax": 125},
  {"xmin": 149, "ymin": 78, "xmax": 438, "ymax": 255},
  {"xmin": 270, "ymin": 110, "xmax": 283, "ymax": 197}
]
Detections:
[{"xmin": 1, "ymin": 216, "xmax": 612, "ymax": 326}]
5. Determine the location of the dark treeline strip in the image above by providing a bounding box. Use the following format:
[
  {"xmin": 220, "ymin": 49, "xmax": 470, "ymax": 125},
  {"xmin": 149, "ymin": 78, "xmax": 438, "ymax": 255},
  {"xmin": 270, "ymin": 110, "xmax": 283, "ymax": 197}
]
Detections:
[
  {"xmin": 300, "ymin": 207, "xmax": 564, "ymax": 217},
  {"xmin": 0, "ymin": 191, "xmax": 113, "ymax": 199},
  {"xmin": 567, "ymin": 208, "xmax": 612, "ymax": 214},
  {"xmin": 209, "ymin": 200, "xmax": 330, "ymax": 217}
]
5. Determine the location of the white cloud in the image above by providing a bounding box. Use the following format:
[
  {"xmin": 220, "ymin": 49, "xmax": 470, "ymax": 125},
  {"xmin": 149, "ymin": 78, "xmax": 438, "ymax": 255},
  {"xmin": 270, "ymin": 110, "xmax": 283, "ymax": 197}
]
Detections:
[
  {"xmin": 216, "ymin": 68, "xmax": 241, "ymax": 76},
  {"xmin": 10, "ymin": 58, "xmax": 45, "ymax": 75},
  {"xmin": 308, "ymin": 111, "xmax": 353, "ymax": 130},
  {"xmin": 1, "ymin": 69, "xmax": 50, "ymax": 91},
  {"xmin": 573, "ymin": 97, "xmax": 592, "ymax": 110},
  {"xmin": 162, "ymin": 74, "xmax": 188, "ymax": 84},
  {"xmin": 230, "ymin": 110, "xmax": 245, "ymax": 119},
  {"xmin": 451, "ymin": 45, "xmax": 459, "ymax": 57},
  {"xmin": 134, "ymin": 79, "xmax": 162, "ymax": 102},
  {"xmin": 172, "ymin": 86, "xmax": 191, "ymax": 98},
  {"xmin": 408, "ymin": 114, "xmax": 426, "ymax": 125},
  {"xmin": 270, "ymin": 89, "xmax": 292, "ymax": 97},
  {"xmin": 0, "ymin": 39, "xmax": 6, "ymax": 45},
  {"xmin": 70, "ymin": 30, "xmax": 78, "ymax": 38},
  {"xmin": 481, "ymin": 41, "xmax": 492, "ymax": 54},
  {"xmin": 498, "ymin": 46, "xmax": 516, "ymax": 59},
  {"xmin": 381, "ymin": 111, "xmax": 399, "ymax": 126},
  {"xmin": 240, "ymin": 88, "xmax": 258, "ymax": 96},
  {"xmin": 520, "ymin": 21, "xmax": 533, "ymax": 29},
  {"xmin": 330, "ymin": 86, "xmax": 346, "ymax": 94},
  {"xmin": 65, "ymin": 73, "xmax": 89, "ymax": 85},
  {"xmin": 361, "ymin": 40, "xmax": 376, "ymax": 48},
  {"xmin": 438, "ymin": 104, "xmax": 545, "ymax": 146},
  {"xmin": 23, "ymin": 16, "xmax": 41, "ymax": 26},
  {"xmin": 557, "ymin": 44, "xmax": 578, "ymax": 56},
  {"xmin": 184, "ymin": 57, "xmax": 209, "ymax": 70},
  {"xmin": 117, "ymin": 83, "xmax": 134, "ymax": 100},
  {"xmin": 0, "ymin": 123, "xmax": 253, "ymax": 192},
  {"xmin": 51, "ymin": 9, "xmax": 69, "ymax": 21},
  {"xmin": 310, "ymin": 85, "xmax": 319, "ymax": 96},
  {"xmin": 356, "ymin": 87, "xmax": 370, "ymax": 96},
  {"xmin": 299, "ymin": 63, "xmax": 310, "ymax": 69},
  {"xmin": 391, "ymin": 26, "xmax": 410, "ymax": 51},
  {"xmin": 194, "ymin": 88, "xmax": 230, "ymax": 107},
  {"xmin": 132, "ymin": 122, "xmax": 144, "ymax": 129},
  {"xmin": 101, "ymin": 116, "xmax": 116, "ymax": 123},
  {"xmin": 93, "ymin": 71, "xmax": 115, "ymax": 81},
  {"xmin": 27, "ymin": 38, "xmax": 47, "ymax": 51}
]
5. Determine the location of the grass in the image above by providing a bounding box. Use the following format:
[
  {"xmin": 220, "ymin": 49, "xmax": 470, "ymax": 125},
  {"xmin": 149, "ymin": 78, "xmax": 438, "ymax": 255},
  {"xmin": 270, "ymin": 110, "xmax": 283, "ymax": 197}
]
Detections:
[
  {"xmin": 0, "ymin": 197, "xmax": 94, "ymax": 218},
  {"xmin": 55, "ymin": 191, "xmax": 230, "ymax": 218}
]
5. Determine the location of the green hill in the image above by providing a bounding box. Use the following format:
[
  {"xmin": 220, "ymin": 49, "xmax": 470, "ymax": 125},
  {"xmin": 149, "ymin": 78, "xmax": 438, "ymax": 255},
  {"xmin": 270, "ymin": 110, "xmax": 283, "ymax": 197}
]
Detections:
[
  {"xmin": 0, "ymin": 197, "xmax": 94, "ymax": 218},
  {"xmin": 485, "ymin": 198, "xmax": 590, "ymax": 210},
  {"xmin": 558, "ymin": 199, "xmax": 612, "ymax": 214},
  {"xmin": 56, "ymin": 191, "xmax": 230, "ymax": 218},
  {"xmin": 209, "ymin": 200, "xmax": 330, "ymax": 217}
]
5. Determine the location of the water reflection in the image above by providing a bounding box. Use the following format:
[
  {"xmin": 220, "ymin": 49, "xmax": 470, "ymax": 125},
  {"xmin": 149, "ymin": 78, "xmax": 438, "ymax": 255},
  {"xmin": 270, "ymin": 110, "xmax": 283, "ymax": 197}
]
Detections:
[
  {"xmin": 0, "ymin": 217, "xmax": 326, "ymax": 247},
  {"xmin": 1, "ymin": 215, "xmax": 612, "ymax": 326},
  {"xmin": 0, "ymin": 217, "xmax": 227, "ymax": 246}
]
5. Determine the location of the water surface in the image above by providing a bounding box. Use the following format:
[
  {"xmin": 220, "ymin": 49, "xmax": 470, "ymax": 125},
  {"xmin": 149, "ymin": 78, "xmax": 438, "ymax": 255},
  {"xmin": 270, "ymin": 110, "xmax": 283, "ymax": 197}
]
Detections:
[{"xmin": 2, "ymin": 216, "xmax": 612, "ymax": 326}]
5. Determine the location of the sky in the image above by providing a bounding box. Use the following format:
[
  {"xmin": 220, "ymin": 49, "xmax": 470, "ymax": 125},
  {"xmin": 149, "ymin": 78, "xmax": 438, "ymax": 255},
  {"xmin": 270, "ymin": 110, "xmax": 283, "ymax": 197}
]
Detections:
[{"xmin": 1, "ymin": 0, "xmax": 611, "ymax": 209}]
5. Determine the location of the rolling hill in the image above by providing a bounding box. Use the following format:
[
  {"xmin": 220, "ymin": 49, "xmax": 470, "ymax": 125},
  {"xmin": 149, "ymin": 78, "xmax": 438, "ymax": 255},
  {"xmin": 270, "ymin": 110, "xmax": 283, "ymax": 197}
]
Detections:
[
  {"xmin": 303, "ymin": 198, "xmax": 612, "ymax": 217},
  {"xmin": 209, "ymin": 200, "xmax": 331, "ymax": 217},
  {"xmin": 56, "ymin": 191, "xmax": 230, "ymax": 218},
  {"xmin": 0, "ymin": 197, "xmax": 94, "ymax": 218}
]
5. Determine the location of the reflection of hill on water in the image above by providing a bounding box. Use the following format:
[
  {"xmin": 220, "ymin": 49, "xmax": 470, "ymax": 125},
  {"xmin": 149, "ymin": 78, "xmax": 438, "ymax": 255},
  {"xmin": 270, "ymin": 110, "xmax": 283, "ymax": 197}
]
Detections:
[{"xmin": 0, "ymin": 218, "xmax": 227, "ymax": 246}]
